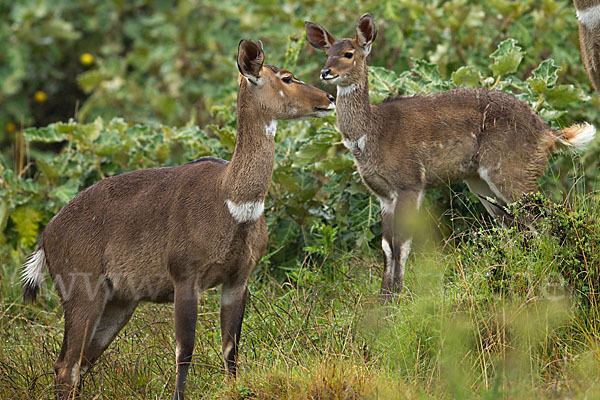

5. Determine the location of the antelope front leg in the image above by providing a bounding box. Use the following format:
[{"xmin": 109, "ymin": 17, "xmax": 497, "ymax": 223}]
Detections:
[
  {"xmin": 173, "ymin": 281, "xmax": 198, "ymax": 400},
  {"xmin": 220, "ymin": 280, "xmax": 248, "ymax": 376},
  {"xmin": 379, "ymin": 189, "xmax": 421, "ymax": 300}
]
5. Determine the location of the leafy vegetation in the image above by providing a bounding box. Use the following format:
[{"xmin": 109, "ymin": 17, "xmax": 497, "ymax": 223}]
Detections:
[{"xmin": 1, "ymin": 0, "xmax": 599, "ymax": 398}]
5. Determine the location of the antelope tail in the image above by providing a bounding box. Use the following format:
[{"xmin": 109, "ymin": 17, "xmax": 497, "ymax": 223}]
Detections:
[
  {"xmin": 554, "ymin": 122, "xmax": 596, "ymax": 151},
  {"xmin": 21, "ymin": 246, "xmax": 47, "ymax": 303}
]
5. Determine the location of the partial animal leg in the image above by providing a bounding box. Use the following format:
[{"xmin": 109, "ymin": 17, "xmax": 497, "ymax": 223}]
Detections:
[
  {"xmin": 465, "ymin": 176, "xmax": 510, "ymax": 220},
  {"xmin": 220, "ymin": 279, "xmax": 249, "ymax": 376},
  {"xmin": 380, "ymin": 189, "xmax": 422, "ymax": 300},
  {"xmin": 173, "ymin": 280, "xmax": 198, "ymax": 400},
  {"xmin": 83, "ymin": 299, "xmax": 138, "ymax": 366},
  {"xmin": 473, "ymin": 156, "xmax": 541, "ymax": 227},
  {"xmin": 54, "ymin": 295, "xmax": 107, "ymax": 399}
]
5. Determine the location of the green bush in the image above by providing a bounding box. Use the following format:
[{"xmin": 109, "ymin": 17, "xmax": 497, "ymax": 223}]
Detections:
[
  {"xmin": 2, "ymin": 0, "xmax": 599, "ymax": 272},
  {"xmin": 2, "ymin": 33, "xmax": 598, "ymax": 273}
]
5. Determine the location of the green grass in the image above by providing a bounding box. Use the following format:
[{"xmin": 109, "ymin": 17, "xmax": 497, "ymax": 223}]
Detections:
[{"xmin": 1, "ymin": 193, "xmax": 600, "ymax": 399}]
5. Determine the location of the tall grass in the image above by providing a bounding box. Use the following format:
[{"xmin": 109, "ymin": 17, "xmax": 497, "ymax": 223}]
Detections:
[{"xmin": 1, "ymin": 191, "xmax": 599, "ymax": 399}]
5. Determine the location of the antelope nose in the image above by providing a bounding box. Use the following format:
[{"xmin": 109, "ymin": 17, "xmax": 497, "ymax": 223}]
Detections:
[
  {"xmin": 327, "ymin": 93, "xmax": 335, "ymax": 103},
  {"xmin": 320, "ymin": 68, "xmax": 331, "ymax": 79}
]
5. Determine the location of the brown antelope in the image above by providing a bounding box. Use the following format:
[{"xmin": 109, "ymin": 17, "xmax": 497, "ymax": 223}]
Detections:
[
  {"xmin": 574, "ymin": 0, "xmax": 600, "ymax": 92},
  {"xmin": 21, "ymin": 39, "xmax": 334, "ymax": 399},
  {"xmin": 305, "ymin": 13, "xmax": 596, "ymax": 299}
]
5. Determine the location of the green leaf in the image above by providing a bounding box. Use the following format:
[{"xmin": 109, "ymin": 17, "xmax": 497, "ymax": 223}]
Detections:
[
  {"xmin": 369, "ymin": 66, "xmax": 401, "ymax": 98},
  {"xmin": 10, "ymin": 206, "xmax": 42, "ymax": 248},
  {"xmin": 54, "ymin": 121, "xmax": 79, "ymax": 134},
  {"xmin": 49, "ymin": 182, "xmax": 79, "ymax": 206},
  {"xmin": 527, "ymin": 58, "xmax": 561, "ymax": 94},
  {"xmin": 77, "ymin": 70, "xmax": 105, "ymax": 93},
  {"xmin": 452, "ymin": 66, "xmax": 480, "ymax": 87},
  {"xmin": 544, "ymin": 85, "xmax": 588, "ymax": 108},
  {"xmin": 538, "ymin": 108, "xmax": 567, "ymax": 121},
  {"xmin": 412, "ymin": 59, "xmax": 444, "ymax": 84},
  {"xmin": 36, "ymin": 159, "xmax": 59, "ymax": 182},
  {"xmin": 293, "ymin": 142, "xmax": 331, "ymax": 168},
  {"xmin": 24, "ymin": 127, "xmax": 65, "ymax": 143},
  {"xmin": 94, "ymin": 131, "xmax": 121, "ymax": 156},
  {"xmin": 314, "ymin": 156, "xmax": 354, "ymax": 172},
  {"xmin": 489, "ymin": 39, "xmax": 524, "ymax": 76},
  {"xmin": 79, "ymin": 117, "xmax": 104, "ymax": 142}
]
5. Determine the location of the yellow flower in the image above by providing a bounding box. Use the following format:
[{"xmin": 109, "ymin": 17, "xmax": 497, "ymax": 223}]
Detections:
[
  {"xmin": 34, "ymin": 91, "xmax": 47, "ymax": 103},
  {"xmin": 5, "ymin": 122, "xmax": 16, "ymax": 133},
  {"xmin": 80, "ymin": 53, "xmax": 94, "ymax": 66}
]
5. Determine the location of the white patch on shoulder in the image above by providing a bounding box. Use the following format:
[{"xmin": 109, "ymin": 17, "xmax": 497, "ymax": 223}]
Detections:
[
  {"xmin": 226, "ymin": 199, "xmax": 264, "ymax": 223},
  {"xmin": 577, "ymin": 5, "xmax": 600, "ymax": 29},
  {"xmin": 21, "ymin": 248, "xmax": 47, "ymax": 288},
  {"xmin": 265, "ymin": 120, "xmax": 277, "ymax": 137},
  {"xmin": 337, "ymin": 84, "xmax": 357, "ymax": 96}
]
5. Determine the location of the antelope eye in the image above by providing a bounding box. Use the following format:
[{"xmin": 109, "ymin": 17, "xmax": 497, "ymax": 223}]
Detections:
[
  {"xmin": 282, "ymin": 76, "xmax": 293, "ymax": 84},
  {"xmin": 344, "ymin": 52, "xmax": 353, "ymax": 59}
]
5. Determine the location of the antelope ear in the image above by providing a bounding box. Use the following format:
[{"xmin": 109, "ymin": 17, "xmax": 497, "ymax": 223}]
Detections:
[
  {"xmin": 355, "ymin": 13, "xmax": 377, "ymax": 56},
  {"xmin": 237, "ymin": 39, "xmax": 265, "ymax": 83},
  {"xmin": 305, "ymin": 21, "xmax": 336, "ymax": 50}
]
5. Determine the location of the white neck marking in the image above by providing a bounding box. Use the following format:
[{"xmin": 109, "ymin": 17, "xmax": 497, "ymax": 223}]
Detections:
[
  {"xmin": 343, "ymin": 134, "xmax": 366, "ymax": 153},
  {"xmin": 265, "ymin": 120, "xmax": 277, "ymax": 137},
  {"xmin": 337, "ymin": 84, "xmax": 357, "ymax": 97},
  {"xmin": 577, "ymin": 5, "xmax": 600, "ymax": 29},
  {"xmin": 226, "ymin": 199, "xmax": 264, "ymax": 223}
]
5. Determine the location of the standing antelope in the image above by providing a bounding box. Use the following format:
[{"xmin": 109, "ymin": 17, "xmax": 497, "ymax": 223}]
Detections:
[
  {"xmin": 574, "ymin": 0, "xmax": 600, "ymax": 92},
  {"xmin": 305, "ymin": 14, "xmax": 595, "ymax": 299},
  {"xmin": 21, "ymin": 39, "xmax": 334, "ymax": 399}
]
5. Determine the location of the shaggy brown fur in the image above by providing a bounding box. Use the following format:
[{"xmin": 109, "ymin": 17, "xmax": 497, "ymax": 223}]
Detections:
[
  {"xmin": 306, "ymin": 13, "xmax": 595, "ymax": 300},
  {"xmin": 21, "ymin": 39, "xmax": 334, "ymax": 400},
  {"xmin": 574, "ymin": 0, "xmax": 600, "ymax": 92}
]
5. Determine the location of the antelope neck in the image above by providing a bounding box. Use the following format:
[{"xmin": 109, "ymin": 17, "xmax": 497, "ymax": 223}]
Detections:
[
  {"xmin": 223, "ymin": 94, "xmax": 276, "ymax": 204},
  {"xmin": 335, "ymin": 71, "xmax": 374, "ymax": 143}
]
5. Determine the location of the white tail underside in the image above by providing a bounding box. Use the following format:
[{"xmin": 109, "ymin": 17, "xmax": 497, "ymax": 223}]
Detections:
[
  {"xmin": 567, "ymin": 122, "xmax": 596, "ymax": 150},
  {"xmin": 21, "ymin": 248, "xmax": 47, "ymax": 288}
]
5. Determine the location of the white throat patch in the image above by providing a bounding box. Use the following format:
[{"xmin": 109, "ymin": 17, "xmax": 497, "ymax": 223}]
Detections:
[
  {"xmin": 265, "ymin": 120, "xmax": 277, "ymax": 137},
  {"xmin": 226, "ymin": 199, "xmax": 264, "ymax": 223},
  {"xmin": 343, "ymin": 134, "xmax": 366, "ymax": 153},
  {"xmin": 337, "ymin": 84, "xmax": 357, "ymax": 97},
  {"xmin": 577, "ymin": 5, "xmax": 600, "ymax": 29}
]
